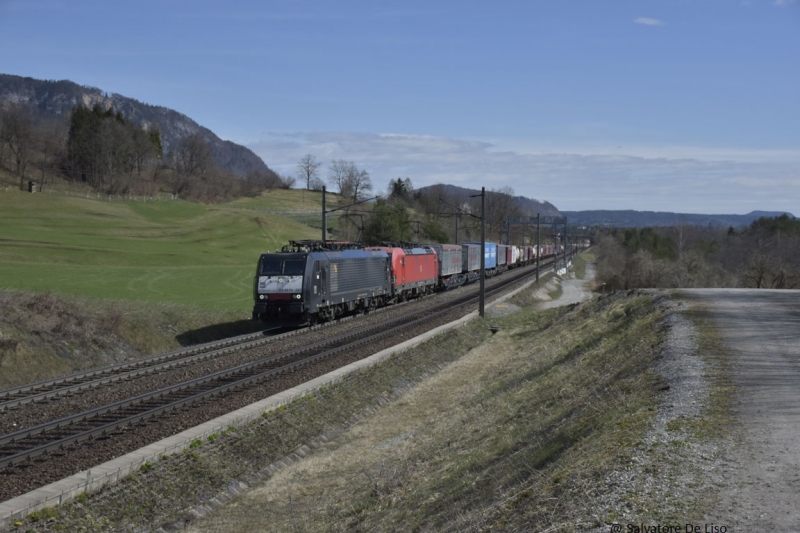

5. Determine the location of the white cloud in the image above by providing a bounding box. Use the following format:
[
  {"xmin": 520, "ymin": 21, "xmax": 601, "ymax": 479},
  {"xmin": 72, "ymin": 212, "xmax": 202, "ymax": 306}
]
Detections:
[
  {"xmin": 634, "ymin": 17, "xmax": 664, "ymax": 26},
  {"xmin": 247, "ymin": 132, "xmax": 800, "ymax": 215}
]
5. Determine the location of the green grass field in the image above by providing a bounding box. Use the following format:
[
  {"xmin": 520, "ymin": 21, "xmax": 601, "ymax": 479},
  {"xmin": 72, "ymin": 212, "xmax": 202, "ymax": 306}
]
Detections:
[
  {"xmin": 224, "ymin": 187, "xmax": 326, "ymax": 211},
  {"xmin": 0, "ymin": 188, "xmax": 321, "ymax": 311}
]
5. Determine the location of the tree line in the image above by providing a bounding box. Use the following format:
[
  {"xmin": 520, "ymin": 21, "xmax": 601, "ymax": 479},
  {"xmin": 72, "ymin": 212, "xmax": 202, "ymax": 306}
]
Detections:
[
  {"xmin": 295, "ymin": 154, "xmax": 536, "ymax": 246},
  {"xmin": 0, "ymin": 102, "xmax": 292, "ymax": 201},
  {"xmin": 594, "ymin": 214, "xmax": 800, "ymax": 290},
  {"xmin": 1, "ymin": 100, "xmax": 547, "ymax": 245}
]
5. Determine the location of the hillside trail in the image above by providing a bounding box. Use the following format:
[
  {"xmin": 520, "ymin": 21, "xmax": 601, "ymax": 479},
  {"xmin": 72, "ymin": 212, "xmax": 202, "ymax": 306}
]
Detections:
[
  {"xmin": 678, "ymin": 289, "xmax": 800, "ymax": 531},
  {"xmin": 485, "ymin": 262, "xmax": 595, "ymax": 320},
  {"xmin": 539, "ymin": 261, "xmax": 596, "ymax": 309}
]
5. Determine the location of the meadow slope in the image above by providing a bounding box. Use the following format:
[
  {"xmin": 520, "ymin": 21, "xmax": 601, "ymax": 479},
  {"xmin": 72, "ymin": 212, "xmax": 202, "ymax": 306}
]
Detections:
[{"xmin": 0, "ymin": 187, "xmax": 321, "ymax": 310}]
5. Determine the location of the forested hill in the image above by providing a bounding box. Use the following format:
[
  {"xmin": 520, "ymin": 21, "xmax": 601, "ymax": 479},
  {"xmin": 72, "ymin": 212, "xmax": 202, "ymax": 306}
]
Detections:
[
  {"xmin": 562, "ymin": 209, "xmax": 796, "ymax": 228},
  {"xmin": 0, "ymin": 73, "xmax": 276, "ymax": 179},
  {"xmin": 416, "ymin": 184, "xmax": 561, "ymax": 217}
]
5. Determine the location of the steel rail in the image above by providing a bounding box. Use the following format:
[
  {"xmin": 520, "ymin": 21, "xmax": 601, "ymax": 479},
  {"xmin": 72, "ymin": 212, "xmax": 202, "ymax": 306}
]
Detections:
[
  {"xmin": 0, "ymin": 290, "xmax": 462, "ymax": 469},
  {"xmin": 0, "ymin": 256, "xmax": 557, "ymax": 410},
  {"xmin": 0, "ymin": 320, "xmax": 380, "ymax": 451},
  {"xmin": 0, "ymin": 258, "xmax": 550, "ymax": 471},
  {"xmin": 0, "ymin": 326, "xmax": 288, "ymax": 410}
]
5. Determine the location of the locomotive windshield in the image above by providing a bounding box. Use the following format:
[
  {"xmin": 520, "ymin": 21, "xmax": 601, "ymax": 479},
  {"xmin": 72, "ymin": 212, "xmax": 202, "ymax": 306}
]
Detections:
[
  {"xmin": 259, "ymin": 257, "xmax": 305, "ymax": 276},
  {"xmin": 283, "ymin": 260, "xmax": 305, "ymax": 275}
]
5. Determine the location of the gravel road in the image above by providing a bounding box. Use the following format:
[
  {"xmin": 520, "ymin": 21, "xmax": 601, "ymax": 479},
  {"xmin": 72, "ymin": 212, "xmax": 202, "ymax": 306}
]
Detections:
[{"xmin": 677, "ymin": 289, "xmax": 800, "ymax": 531}]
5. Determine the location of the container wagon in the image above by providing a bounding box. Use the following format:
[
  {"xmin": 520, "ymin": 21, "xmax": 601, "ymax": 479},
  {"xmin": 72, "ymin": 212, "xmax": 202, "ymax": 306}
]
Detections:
[
  {"xmin": 428, "ymin": 244, "xmax": 467, "ymax": 288},
  {"xmin": 461, "ymin": 244, "xmax": 481, "ymax": 282},
  {"xmin": 497, "ymin": 244, "xmax": 508, "ymax": 269},
  {"xmin": 463, "ymin": 242, "xmax": 498, "ymax": 274}
]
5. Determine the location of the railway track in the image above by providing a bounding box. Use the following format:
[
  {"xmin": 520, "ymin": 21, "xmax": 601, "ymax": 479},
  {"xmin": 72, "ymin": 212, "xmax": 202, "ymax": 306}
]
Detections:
[
  {"xmin": 0, "ymin": 326, "xmax": 287, "ymax": 411},
  {"xmin": 0, "ymin": 259, "xmax": 552, "ymax": 499}
]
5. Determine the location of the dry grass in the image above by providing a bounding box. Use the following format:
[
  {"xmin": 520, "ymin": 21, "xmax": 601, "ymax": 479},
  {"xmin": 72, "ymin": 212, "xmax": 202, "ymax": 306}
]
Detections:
[
  {"xmin": 670, "ymin": 300, "xmax": 737, "ymax": 519},
  {"xmin": 573, "ymin": 251, "xmax": 595, "ymax": 280},
  {"xmin": 15, "ymin": 283, "xmax": 695, "ymax": 533},
  {"xmin": 506, "ymin": 273, "xmax": 558, "ymax": 308},
  {"xmin": 186, "ymin": 291, "xmax": 665, "ymax": 533},
  {"xmin": 0, "ymin": 289, "xmax": 261, "ymax": 389}
]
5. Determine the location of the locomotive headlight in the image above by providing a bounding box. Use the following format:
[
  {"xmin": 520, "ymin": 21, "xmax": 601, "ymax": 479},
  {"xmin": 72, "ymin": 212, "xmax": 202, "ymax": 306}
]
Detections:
[
  {"xmin": 293, "ymin": 294, "xmax": 302, "ymax": 300},
  {"xmin": 259, "ymin": 294, "xmax": 267, "ymax": 300}
]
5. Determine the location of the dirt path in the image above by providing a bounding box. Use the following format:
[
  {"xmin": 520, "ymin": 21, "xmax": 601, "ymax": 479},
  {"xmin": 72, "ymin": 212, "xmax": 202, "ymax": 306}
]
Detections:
[
  {"xmin": 678, "ymin": 289, "xmax": 800, "ymax": 531},
  {"xmin": 540, "ymin": 262, "xmax": 596, "ymax": 309}
]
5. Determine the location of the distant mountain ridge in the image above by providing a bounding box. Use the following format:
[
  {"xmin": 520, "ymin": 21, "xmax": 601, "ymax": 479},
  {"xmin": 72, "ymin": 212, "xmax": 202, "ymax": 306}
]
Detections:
[
  {"xmin": 0, "ymin": 73, "xmax": 277, "ymax": 179},
  {"xmin": 411, "ymin": 185, "xmax": 794, "ymax": 230},
  {"xmin": 416, "ymin": 184, "xmax": 561, "ymax": 216},
  {"xmin": 561, "ymin": 209, "xmax": 796, "ymax": 228}
]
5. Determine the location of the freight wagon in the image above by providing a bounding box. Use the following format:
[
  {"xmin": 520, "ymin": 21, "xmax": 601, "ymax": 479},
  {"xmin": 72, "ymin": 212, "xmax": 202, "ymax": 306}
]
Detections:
[
  {"xmin": 463, "ymin": 242, "xmax": 498, "ymax": 274},
  {"xmin": 428, "ymin": 244, "xmax": 468, "ymax": 288},
  {"xmin": 497, "ymin": 244, "xmax": 508, "ymax": 270},
  {"xmin": 462, "ymin": 243, "xmax": 481, "ymax": 276}
]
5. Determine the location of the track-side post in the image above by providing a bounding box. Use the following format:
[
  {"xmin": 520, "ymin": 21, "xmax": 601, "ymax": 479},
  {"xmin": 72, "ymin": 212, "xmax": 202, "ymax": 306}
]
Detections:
[
  {"xmin": 564, "ymin": 217, "xmax": 568, "ymax": 271},
  {"xmin": 536, "ymin": 213, "xmax": 541, "ymax": 283},
  {"xmin": 470, "ymin": 187, "xmax": 486, "ymax": 317},
  {"xmin": 322, "ymin": 186, "xmax": 327, "ymax": 243},
  {"xmin": 480, "ymin": 187, "xmax": 486, "ymax": 317}
]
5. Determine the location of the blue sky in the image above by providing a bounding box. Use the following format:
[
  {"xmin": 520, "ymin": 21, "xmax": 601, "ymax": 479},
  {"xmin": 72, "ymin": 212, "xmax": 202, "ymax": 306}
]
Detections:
[{"xmin": 1, "ymin": 0, "xmax": 798, "ymax": 214}]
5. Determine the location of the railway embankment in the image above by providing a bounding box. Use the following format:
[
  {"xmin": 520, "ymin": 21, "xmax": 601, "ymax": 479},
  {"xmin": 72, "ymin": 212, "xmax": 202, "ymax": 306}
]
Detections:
[
  {"xmin": 2, "ymin": 257, "xmax": 742, "ymax": 533},
  {"xmin": 0, "ymin": 290, "xmax": 266, "ymax": 391}
]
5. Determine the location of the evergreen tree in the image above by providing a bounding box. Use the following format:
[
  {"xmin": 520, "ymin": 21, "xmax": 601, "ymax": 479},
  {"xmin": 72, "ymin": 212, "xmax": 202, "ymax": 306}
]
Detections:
[
  {"xmin": 422, "ymin": 219, "xmax": 449, "ymax": 243},
  {"xmin": 66, "ymin": 104, "xmax": 162, "ymax": 194},
  {"xmin": 363, "ymin": 199, "xmax": 413, "ymax": 244}
]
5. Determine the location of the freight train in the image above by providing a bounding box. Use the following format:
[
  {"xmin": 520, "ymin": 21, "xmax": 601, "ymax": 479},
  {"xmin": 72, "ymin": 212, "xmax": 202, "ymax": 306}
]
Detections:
[{"xmin": 252, "ymin": 240, "xmax": 561, "ymax": 324}]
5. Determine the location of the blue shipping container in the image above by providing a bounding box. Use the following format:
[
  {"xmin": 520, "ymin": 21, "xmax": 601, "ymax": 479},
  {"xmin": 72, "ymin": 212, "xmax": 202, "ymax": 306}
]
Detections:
[{"xmin": 464, "ymin": 242, "xmax": 497, "ymax": 270}]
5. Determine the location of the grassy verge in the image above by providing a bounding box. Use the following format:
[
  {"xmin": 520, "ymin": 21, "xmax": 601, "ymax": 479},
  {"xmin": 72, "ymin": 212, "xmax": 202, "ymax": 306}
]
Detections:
[
  {"xmin": 222, "ymin": 187, "xmax": 326, "ymax": 212},
  {"xmin": 573, "ymin": 250, "xmax": 595, "ymax": 280},
  {"xmin": 671, "ymin": 299, "xmax": 736, "ymax": 517},
  {"xmin": 191, "ymin": 291, "xmax": 667, "ymax": 532},
  {"xmin": 13, "ymin": 287, "xmax": 676, "ymax": 533},
  {"xmin": 673, "ymin": 303, "xmax": 733, "ymax": 436},
  {"xmin": 547, "ymin": 280, "xmax": 564, "ymax": 301}
]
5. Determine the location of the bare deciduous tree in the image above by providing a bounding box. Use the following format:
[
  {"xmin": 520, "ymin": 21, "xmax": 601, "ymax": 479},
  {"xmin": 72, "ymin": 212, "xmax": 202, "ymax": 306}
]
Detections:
[
  {"xmin": 279, "ymin": 173, "xmax": 296, "ymax": 189},
  {"xmin": 327, "ymin": 159, "xmax": 372, "ymax": 201},
  {"xmin": 0, "ymin": 104, "xmax": 33, "ymax": 190},
  {"xmin": 309, "ymin": 176, "xmax": 325, "ymax": 191},
  {"xmin": 328, "ymin": 159, "xmax": 352, "ymax": 195},
  {"xmin": 415, "ymin": 183, "xmax": 449, "ymax": 217},
  {"xmin": 347, "ymin": 166, "xmax": 372, "ymax": 203},
  {"xmin": 297, "ymin": 154, "xmax": 321, "ymax": 190},
  {"xmin": 36, "ymin": 117, "xmax": 68, "ymax": 189},
  {"xmin": 173, "ymin": 132, "xmax": 214, "ymax": 180},
  {"xmin": 99, "ymin": 119, "xmax": 133, "ymax": 193},
  {"xmin": 467, "ymin": 186, "xmax": 519, "ymax": 241},
  {"xmin": 130, "ymin": 128, "xmax": 161, "ymax": 183}
]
